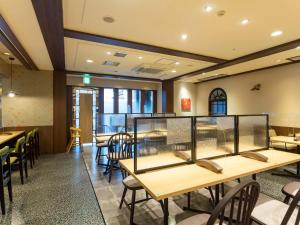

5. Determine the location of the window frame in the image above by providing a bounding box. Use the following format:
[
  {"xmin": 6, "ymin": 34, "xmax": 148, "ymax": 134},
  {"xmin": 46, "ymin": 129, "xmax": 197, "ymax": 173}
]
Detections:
[{"xmin": 208, "ymin": 88, "xmax": 227, "ymax": 116}]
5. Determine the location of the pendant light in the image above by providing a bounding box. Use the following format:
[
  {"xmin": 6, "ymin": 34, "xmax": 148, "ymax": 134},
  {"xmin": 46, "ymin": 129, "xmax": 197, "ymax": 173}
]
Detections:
[{"xmin": 7, "ymin": 57, "xmax": 15, "ymax": 98}]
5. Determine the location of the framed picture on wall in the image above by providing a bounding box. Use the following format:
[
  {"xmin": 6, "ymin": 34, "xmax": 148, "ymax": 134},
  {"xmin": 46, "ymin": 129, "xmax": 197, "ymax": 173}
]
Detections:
[{"xmin": 181, "ymin": 98, "xmax": 191, "ymax": 112}]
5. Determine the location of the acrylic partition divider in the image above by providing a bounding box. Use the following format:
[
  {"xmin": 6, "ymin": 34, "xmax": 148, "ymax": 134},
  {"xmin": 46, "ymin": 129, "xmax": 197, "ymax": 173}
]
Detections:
[
  {"xmin": 194, "ymin": 116, "xmax": 236, "ymax": 161},
  {"xmin": 133, "ymin": 116, "xmax": 194, "ymax": 174},
  {"xmin": 152, "ymin": 113, "xmax": 176, "ymax": 117},
  {"xmin": 132, "ymin": 114, "xmax": 270, "ymax": 174},
  {"xmin": 97, "ymin": 113, "xmax": 126, "ymax": 139},
  {"xmin": 125, "ymin": 113, "xmax": 152, "ymax": 133},
  {"xmin": 237, "ymin": 114, "xmax": 269, "ymax": 153}
]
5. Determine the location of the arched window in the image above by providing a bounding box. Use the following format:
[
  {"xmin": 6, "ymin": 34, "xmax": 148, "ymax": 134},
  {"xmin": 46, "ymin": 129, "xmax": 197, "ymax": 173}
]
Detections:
[{"xmin": 209, "ymin": 88, "xmax": 227, "ymax": 115}]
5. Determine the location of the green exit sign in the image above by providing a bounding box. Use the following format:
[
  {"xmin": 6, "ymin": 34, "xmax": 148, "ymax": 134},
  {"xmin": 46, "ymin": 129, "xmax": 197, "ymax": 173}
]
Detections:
[{"xmin": 83, "ymin": 73, "xmax": 90, "ymax": 84}]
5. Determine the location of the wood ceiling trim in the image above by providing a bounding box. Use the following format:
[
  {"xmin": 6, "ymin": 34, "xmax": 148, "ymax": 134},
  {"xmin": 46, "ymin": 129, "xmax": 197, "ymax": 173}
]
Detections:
[
  {"xmin": 31, "ymin": 0, "xmax": 65, "ymax": 71},
  {"xmin": 174, "ymin": 39, "xmax": 300, "ymax": 81},
  {"xmin": 64, "ymin": 29, "xmax": 227, "ymax": 64},
  {"xmin": 66, "ymin": 70, "xmax": 162, "ymax": 82},
  {"xmin": 194, "ymin": 61, "xmax": 300, "ymax": 84},
  {"xmin": 0, "ymin": 15, "xmax": 38, "ymax": 70}
]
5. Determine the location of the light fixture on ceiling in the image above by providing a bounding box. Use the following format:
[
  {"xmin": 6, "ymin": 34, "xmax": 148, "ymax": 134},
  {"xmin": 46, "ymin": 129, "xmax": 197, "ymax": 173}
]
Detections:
[
  {"xmin": 103, "ymin": 16, "xmax": 115, "ymax": 23},
  {"xmin": 171, "ymin": 70, "xmax": 177, "ymax": 73},
  {"xmin": 297, "ymin": 46, "xmax": 300, "ymax": 49},
  {"xmin": 181, "ymin": 34, "xmax": 188, "ymax": 40},
  {"xmin": 175, "ymin": 62, "xmax": 180, "ymax": 65},
  {"xmin": 86, "ymin": 59, "xmax": 93, "ymax": 63},
  {"xmin": 106, "ymin": 51, "xmax": 112, "ymax": 55},
  {"xmin": 271, "ymin": 30, "xmax": 283, "ymax": 37},
  {"xmin": 3, "ymin": 52, "xmax": 10, "ymax": 56},
  {"xmin": 203, "ymin": 4, "xmax": 214, "ymax": 12},
  {"xmin": 138, "ymin": 56, "xmax": 143, "ymax": 59},
  {"xmin": 7, "ymin": 57, "xmax": 16, "ymax": 98},
  {"xmin": 241, "ymin": 19, "xmax": 249, "ymax": 25}
]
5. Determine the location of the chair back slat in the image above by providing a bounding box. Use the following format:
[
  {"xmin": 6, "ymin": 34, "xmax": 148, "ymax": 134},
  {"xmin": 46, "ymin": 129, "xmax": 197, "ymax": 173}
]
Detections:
[
  {"xmin": 281, "ymin": 188, "xmax": 300, "ymax": 225},
  {"xmin": 108, "ymin": 132, "xmax": 132, "ymax": 161},
  {"xmin": 207, "ymin": 181, "xmax": 260, "ymax": 225}
]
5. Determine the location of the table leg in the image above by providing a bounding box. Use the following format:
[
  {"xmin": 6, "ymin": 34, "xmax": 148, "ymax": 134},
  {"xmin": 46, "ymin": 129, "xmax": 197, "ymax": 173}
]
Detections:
[
  {"xmin": 163, "ymin": 198, "xmax": 169, "ymax": 225},
  {"xmin": 215, "ymin": 184, "xmax": 220, "ymax": 205}
]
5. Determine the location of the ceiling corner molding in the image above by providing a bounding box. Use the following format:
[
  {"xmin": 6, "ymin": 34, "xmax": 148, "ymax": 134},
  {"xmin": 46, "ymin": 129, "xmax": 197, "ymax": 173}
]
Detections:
[
  {"xmin": 174, "ymin": 39, "xmax": 300, "ymax": 81},
  {"xmin": 31, "ymin": 0, "xmax": 65, "ymax": 71},
  {"xmin": 0, "ymin": 15, "xmax": 38, "ymax": 70},
  {"xmin": 64, "ymin": 29, "xmax": 227, "ymax": 64},
  {"xmin": 66, "ymin": 70, "xmax": 163, "ymax": 83}
]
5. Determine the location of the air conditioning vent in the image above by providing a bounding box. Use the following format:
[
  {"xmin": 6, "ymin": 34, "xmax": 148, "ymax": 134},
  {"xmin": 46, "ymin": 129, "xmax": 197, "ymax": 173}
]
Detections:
[
  {"xmin": 114, "ymin": 52, "xmax": 127, "ymax": 58},
  {"xmin": 133, "ymin": 63, "xmax": 171, "ymax": 74},
  {"xmin": 103, "ymin": 61, "xmax": 120, "ymax": 66},
  {"xmin": 287, "ymin": 56, "xmax": 300, "ymax": 62}
]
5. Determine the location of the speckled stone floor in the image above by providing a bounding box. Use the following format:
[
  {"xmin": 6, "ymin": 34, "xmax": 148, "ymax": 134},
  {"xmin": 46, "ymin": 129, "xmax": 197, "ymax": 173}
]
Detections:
[
  {"xmin": 0, "ymin": 151, "xmax": 106, "ymax": 225},
  {"xmin": 82, "ymin": 145, "xmax": 299, "ymax": 225}
]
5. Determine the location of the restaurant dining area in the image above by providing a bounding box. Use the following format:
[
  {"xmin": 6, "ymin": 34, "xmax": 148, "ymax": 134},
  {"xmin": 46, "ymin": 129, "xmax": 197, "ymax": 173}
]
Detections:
[{"xmin": 1, "ymin": 1, "xmax": 300, "ymax": 225}]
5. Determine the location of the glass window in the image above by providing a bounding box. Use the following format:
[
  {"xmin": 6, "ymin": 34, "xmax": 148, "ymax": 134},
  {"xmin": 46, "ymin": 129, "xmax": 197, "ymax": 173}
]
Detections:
[
  {"xmin": 118, "ymin": 89, "xmax": 128, "ymax": 113},
  {"xmin": 132, "ymin": 90, "xmax": 141, "ymax": 113},
  {"xmin": 104, "ymin": 88, "xmax": 114, "ymax": 113},
  {"xmin": 144, "ymin": 90, "xmax": 153, "ymax": 113},
  {"xmin": 209, "ymin": 88, "xmax": 227, "ymax": 116}
]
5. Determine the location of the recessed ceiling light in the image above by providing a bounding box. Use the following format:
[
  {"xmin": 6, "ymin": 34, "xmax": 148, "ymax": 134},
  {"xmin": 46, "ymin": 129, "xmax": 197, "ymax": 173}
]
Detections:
[
  {"xmin": 138, "ymin": 56, "xmax": 143, "ymax": 59},
  {"xmin": 241, "ymin": 19, "xmax": 249, "ymax": 25},
  {"xmin": 106, "ymin": 51, "xmax": 112, "ymax": 55},
  {"xmin": 203, "ymin": 5, "xmax": 214, "ymax": 12},
  {"xmin": 276, "ymin": 59, "xmax": 282, "ymax": 63},
  {"xmin": 297, "ymin": 46, "xmax": 300, "ymax": 49},
  {"xmin": 3, "ymin": 52, "xmax": 10, "ymax": 55},
  {"xmin": 175, "ymin": 62, "xmax": 180, "ymax": 65},
  {"xmin": 181, "ymin": 34, "xmax": 188, "ymax": 40},
  {"xmin": 271, "ymin": 30, "xmax": 283, "ymax": 37},
  {"xmin": 171, "ymin": 70, "xmax": 177, "ymax": 73},
  {"xmin": 86, "ymin": 59, "xmax": 93, "ymax": 63}
]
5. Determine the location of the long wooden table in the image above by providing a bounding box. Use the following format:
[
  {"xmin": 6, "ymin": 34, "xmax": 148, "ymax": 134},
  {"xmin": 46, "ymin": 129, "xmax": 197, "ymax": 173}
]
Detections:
[
  {"xmin": 270, "ymin": 136, "xmax": 300, "ymax": 178},
  {"xmin": 0, "ymin": 131, "xmax": 25, "ymax": 148},
  {"xmin": 120, "ymin": 149, "xmax": 300, "ymax": 225}
]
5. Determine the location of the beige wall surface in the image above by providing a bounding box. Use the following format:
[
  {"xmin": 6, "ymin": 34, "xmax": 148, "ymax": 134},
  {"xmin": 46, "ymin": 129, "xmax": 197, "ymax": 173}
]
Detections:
[
  {"xmin": 1, "ymin": 64, "xmax": 53, "ymax": 127},
  {"xmin": 174, "ymin": 81, "xmax": 196, "ymax": 116},
  {"xmin": 67, "ymin": 74, "xmax": 163, "ymax": 112},
  {"xmin": 196, "ymin": 63, "xmax": 300, "ymax": 127}
]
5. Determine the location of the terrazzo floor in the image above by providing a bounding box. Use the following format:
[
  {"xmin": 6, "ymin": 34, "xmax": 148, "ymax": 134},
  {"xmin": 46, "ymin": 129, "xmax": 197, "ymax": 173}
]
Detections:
[
  {"xmin": 0, "ymin": 151, "xmax": 106, "ymax": 225},
  {"xmin": 82, "ymin": 145, "xmax": 299, "ymax": 225}
]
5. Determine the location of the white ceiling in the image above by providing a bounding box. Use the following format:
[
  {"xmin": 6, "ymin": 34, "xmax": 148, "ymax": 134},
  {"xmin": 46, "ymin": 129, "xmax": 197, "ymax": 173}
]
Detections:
[
  {"xmin": 63, "ymin": 0, "xmax": 300, "ymax": 59},
  {"xmin": 65, "ymin": 38, "xmax": 214, "ymax": 79}
]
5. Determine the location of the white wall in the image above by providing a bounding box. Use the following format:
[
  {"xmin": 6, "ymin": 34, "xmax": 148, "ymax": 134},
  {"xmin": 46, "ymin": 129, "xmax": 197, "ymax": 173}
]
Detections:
[
  {"xmin": 196, "ymin": 63, "xmax": 300, "ymax": 127},
  {"xmin": 174, "ymin": 81, "xmax": 196, "ymax": 116}
]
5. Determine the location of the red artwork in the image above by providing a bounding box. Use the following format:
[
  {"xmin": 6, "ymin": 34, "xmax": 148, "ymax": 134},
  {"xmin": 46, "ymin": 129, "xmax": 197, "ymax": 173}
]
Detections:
[{"xmin": 181, "ymin": 98, "xmax": 191, "ymax": 112}]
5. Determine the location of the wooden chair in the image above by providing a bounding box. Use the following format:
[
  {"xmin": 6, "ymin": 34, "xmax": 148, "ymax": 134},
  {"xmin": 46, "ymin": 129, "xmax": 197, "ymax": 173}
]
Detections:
[
  {"xmin": 32, "ymin": 128, "xmax": 40, "ymax": 159},
  {"xmin": 25, "ymin": 131, "xmax": 35, "ymax": 168},
  {"xmin": 119, "ymin": 170, "xmax": 151, "ymax": 225},
  {"xmin": 177, "ymin": 180, "xmax": 260, "ymax": 225},
  {"xmin": 105, "ymin": 133, "xmax": 133, "ymax": 183},
  {"xmin": 252, "ymin": 188, "xmax": 300, "ymax": 225},
  {"xmin": 282, "ymin": 181, "xmax": 300, "ymax": 204},
  {"xmin": 0, "ymin": 146, "xmax": 12, "ymax": 215},
  {"xmin": 66, "ymin": 127, "xmax": 82, "ymax": 153},
  {"xmin": 9, "ymin": 136, "xmax": 28, "ymax": 184}
]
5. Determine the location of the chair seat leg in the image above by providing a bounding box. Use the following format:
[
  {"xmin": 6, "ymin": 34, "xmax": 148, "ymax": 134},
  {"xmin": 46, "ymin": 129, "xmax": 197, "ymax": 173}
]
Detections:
[
  {"xmin": 0, "ymin": 186, "xmax": 5, "ymax": 215},
  {"xmin": 130, "ymin": 190, "xmax": 136, "ymax": 225},
  {"xmin": 119, "ymin": 187, "xmax": 128, "ymax": 209}
]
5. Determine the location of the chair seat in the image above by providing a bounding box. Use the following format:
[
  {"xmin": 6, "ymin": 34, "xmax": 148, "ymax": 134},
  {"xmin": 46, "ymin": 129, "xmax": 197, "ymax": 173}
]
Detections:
[
  {"xmin": 177, "ymin": 213, "xmax": 212, "ymax": 225},
  {"xmin": 10, "ymin": 156, "xmax": 18, "ymax": 164},
  {"xmin": 283, "ymin": 182, "xmax": 300, "ymax": 197},
  {"xmin": 97, "ymin": 142, "xmax": 108, "ymax": 148},
  {"xmin": 252, "ymin": 193, "xmax": 299, "ymax": 225},
  {"xmin": 123, "ymin": 175, "xmax": 142, "ymax": 189},
  {"xmin": 270, "ymin": 142, "xmax": 297, "ymax": 150},
  {"xmin": 10, "ymin": 147, "xmax": 24, "ymax": 153}
]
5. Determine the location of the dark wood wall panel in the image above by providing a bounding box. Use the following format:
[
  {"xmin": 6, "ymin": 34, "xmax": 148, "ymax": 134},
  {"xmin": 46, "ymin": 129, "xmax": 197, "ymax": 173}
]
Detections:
[
  {"xmin": 113, "ymin": 88, "xmax": 119, "ymax": 113},
  {"xmin": 141, "ymin": 90, "xmax": 146, "ymax": 113},
  {"xmin": 4, "ymin": 126, "xmax": 53, "ymax": 154},
  {"xmin": 99, "ymin": 87, "xmax": 104, "ymax": 113},
  {"xmin": 53, "ymin": 71, "xmax": 67, "ymax": 153},
  {"xmin": 153, "ymin": 90, "xmax": 158, "ymax": 113},
  {"xmin": 128, "ymin": 89, "xmax": 132, "ymax": 112},
  {"xmin": 162, "ymin": 80, "xmax": 174, "ymax": 113},
  {"xmin": 66, "ymin": 86, "xmax": 73, "ymax": 143}
]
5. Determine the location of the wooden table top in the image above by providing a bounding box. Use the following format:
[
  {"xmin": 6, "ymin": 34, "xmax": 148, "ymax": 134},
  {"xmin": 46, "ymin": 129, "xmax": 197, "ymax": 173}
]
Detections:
[
  {"xmin": 0, "ymin": 131, "xmax": 25, "ymax": 145},
  {"xmin": 120, "ymin": 149, "xmax": 300, "ymax": 201},
  {"xmin": 270, "ymin": 136, "xmax": 300, "ymax": 145}
]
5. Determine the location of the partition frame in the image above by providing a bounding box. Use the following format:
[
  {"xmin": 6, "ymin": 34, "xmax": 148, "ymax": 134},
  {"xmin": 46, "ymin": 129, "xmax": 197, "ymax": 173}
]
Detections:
[
  {"xmin": 194, "ymin": 115, "xmax": 237, "ymax": 161},
  {"xmin": 133, "ymin": 116, "xmax": 194, "ymax": 174},
  {"xmin": 236, "ymin": 114, "xmax": 269, "ymax": 153},
  {"xmin": 152, "ymin": 112, "xmax": 176, "ymax": 117}
]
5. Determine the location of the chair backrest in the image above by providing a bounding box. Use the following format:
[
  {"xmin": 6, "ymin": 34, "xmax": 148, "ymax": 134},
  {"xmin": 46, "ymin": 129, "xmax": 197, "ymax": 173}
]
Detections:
[
  {"xmin": 281, "ymin": 188, "xmax": 300, "ymax": 225},
  {"xmin": 269, "ymin": 129, "xmax": 277, "ymax": 137},
  {"xmin": 107, "ymin": 133, "xmax": 133, "ymax": 160},
  {"xmin": 0, "ymin": 146, "xmax": 10, "ymax": 166},
  {"xmin": 207, "ymin": 180, "xmax": 260, "ymax": 225},
  {"xmin": 15, "ymin": 136, "xmax": 26, "ymax": 154},
  {"xmin": 26, "ymin": 131, "xmax": 33, "ymax": 144},
  {"xmin": 70, "ymin": 127, "xmax": 81, "ymax": 137}
]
